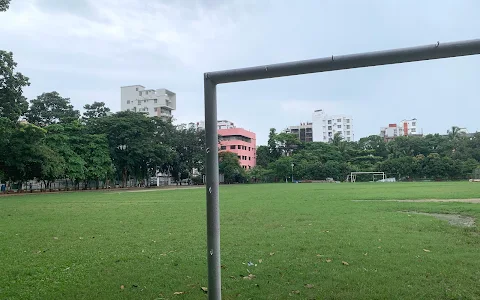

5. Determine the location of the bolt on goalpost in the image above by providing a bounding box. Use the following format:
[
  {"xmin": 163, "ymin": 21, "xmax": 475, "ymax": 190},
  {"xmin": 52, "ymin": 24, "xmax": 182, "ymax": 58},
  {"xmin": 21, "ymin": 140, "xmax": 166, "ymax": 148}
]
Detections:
[{"xmin": 203, "ymin": 39, "xmax": 480, "ymax": 300}]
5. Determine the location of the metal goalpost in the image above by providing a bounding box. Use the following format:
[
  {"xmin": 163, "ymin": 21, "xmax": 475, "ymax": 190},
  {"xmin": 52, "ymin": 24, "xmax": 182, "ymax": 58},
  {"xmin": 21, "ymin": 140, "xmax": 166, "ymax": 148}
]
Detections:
[
  {"xmin": 347, "ymin": 171, "xmax": 386, "ymax": 182},
  {"xmin": 203, "ymin": 39, "xmax": 480, "ymax": 299}
]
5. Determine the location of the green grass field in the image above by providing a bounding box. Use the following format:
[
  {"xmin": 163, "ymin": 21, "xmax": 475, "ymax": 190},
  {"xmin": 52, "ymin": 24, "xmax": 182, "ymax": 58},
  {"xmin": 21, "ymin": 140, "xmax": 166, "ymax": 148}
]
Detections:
[{"xmin": 1, "ymin": 182, "xmax": 479, "ymax": 299}]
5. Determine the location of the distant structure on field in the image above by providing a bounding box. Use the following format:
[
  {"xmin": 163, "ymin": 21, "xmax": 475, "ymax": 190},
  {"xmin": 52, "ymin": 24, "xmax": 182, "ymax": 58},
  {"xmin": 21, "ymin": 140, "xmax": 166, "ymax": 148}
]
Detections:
[{"xmin": 120, "ymin": 85, "xmax": 176, "ymax": 120}]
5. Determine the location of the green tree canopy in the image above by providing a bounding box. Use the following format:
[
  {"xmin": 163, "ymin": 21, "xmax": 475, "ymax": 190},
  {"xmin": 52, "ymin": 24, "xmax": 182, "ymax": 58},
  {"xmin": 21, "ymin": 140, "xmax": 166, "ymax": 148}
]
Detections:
[
  {"xmin": 0, "ymin": 51, "xmax": 30, "ymax": 122},
  {"xmin": 26, "ymin": 92, "xmax": 80, "ymax": 126}
]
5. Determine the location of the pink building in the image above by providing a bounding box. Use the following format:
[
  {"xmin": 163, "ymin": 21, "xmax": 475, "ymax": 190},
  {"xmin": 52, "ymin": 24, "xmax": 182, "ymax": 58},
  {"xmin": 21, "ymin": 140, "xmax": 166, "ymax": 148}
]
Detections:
[{"xmin": 218, "ymin": 128, "xmax": 256, "ymax": 170}]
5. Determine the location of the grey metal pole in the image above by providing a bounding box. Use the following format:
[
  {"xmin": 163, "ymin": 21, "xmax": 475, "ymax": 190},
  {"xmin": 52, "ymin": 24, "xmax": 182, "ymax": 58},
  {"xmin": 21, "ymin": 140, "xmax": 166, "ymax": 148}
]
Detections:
[
  {"xmin": 206, "ymin": 39, "xmax": 480, "ymax": 84},
  {"xmin": 204, "ymin": 77, "xmax": 221, "ymax": 300}
]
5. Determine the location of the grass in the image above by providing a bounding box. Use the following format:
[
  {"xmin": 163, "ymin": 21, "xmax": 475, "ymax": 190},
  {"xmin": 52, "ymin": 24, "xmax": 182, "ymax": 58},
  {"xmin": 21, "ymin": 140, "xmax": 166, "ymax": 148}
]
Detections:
[{"xmin": 1, "ymin": 182, "xmax": 479, "ymax": 299}]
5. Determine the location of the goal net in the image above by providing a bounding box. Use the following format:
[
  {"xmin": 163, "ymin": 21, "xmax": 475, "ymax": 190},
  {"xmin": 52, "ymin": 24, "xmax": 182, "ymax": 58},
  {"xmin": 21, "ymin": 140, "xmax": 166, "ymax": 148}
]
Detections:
[{"xmin": 346, "ymin": 172, "xmax": 386, "ymax": 183}]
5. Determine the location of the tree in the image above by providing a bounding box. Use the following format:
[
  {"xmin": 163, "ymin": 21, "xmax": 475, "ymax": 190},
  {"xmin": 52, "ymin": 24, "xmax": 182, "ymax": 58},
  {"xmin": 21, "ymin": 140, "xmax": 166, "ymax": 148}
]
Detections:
[
  {"xmin": 270, "ymin": 156, "xmax": 293, "ymax": 182},
  {"xmin": 358, "ymin": 135, "xmax": 388, "ymax": 158},
  {"xmin": 447, "ymin": 126, "xmax": 465, "ymax": 140},
  {"xmin": 267, "ymin": 128, "xmax": 280, "ymax": 160},
  {"xmin": 82, "ymin": 101, "xmax": 111, "ymax": 121},
  {"xmin": 0, "ymin": 51, "xmax": 30, "ymax": 122},
  {"xmin": 75, "ymin": 133, "xmax": 114, "ymax": 189},
  {"xmin": 219, "ymin": 151, "xmax": 244, "ymax": 183},
  {"xmin": 330, "ymin": 132, "xmax": 343, "ymax": 146},
  {"xmin": 275, "ymin": 132, "xmax": 301, "ymax": 156},
  {"xmin": 2, "ymin": 122, "xmax": 48, "ymax": 188},
  {"xmin": 0, "ymin": 117, "xmax": 14, "ymax": 182},
  {"xmin": 37, "ymin": 145, "xmax": 65, "ymax": 191},
  {"xmin": 44, "ymin": 123, "xmax": 87, "ymax": 189},
  {"xmin": 256, "ymin": 145, "xmax": 271, "ymax": 168},
  {"xmin": 0, "ymin": 0, "xmax": 10, "ymax": 12},
  {"xmin": 95, "ymin": 111, "xmax": 172, "ymax": 187},
  {"xmin": 25, "ymin": 92, "xmax": 80, "ymax": 126}
]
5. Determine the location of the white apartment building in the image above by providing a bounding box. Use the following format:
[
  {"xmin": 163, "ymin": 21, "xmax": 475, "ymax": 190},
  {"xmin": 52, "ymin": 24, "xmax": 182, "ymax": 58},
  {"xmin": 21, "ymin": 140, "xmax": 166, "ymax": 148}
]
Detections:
[
  {"xmin": 120, "ymin": 85, "xmax": 176, "ymax": 119},
  {"xmin": 312, "ymin": 109, "xmax": 354, "ymax": 142},
  {"xmin": 193, "ymin": 120, "xmax": 236, "ymax": 130},
  {"xmin": 380, "ymin": 118, "xmax": 421, "ymax": 141}
]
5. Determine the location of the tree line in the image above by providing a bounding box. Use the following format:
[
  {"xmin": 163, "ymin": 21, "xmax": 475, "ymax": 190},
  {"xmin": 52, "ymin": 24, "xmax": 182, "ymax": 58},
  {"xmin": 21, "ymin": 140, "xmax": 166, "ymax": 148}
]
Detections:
[
  {"xmin": 0, "ymin": 51, "xmax": 205, "ymax": 191},
  {"xmin": 2, "ymin": 50, "xmax": 479, "ymax": 190},
  {"xmin": 251, "ymin": 128, "xmax": 480, "ymax": 182}
]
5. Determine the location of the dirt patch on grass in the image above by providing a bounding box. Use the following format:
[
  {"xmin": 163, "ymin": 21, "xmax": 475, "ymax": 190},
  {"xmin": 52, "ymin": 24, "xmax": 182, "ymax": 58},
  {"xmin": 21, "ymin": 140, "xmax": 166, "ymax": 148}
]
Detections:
[
  {"xmin": 401, "ymin": 211, "xmax": 476, "ymax": 228},
  {"xmin": 353, "ymin": 199, "xmax": 480, "ymax": 203}
]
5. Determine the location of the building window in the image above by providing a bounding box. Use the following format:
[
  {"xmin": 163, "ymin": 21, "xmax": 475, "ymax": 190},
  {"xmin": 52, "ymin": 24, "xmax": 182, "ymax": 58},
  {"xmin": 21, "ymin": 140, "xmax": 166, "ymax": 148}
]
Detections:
[
  {"xmin": 127, "ymin": 100, "xmax": 130, "ymax": 104},
  {"xmin": 346, "ymin": 131, "xmax": 350, "ymax": 135},
  {"xmin": 220, "ymin": 146, "xmax": 226, "ymax": 150},
  {"xmin": 238, "ymin": 156, "xmax": 241, "ymax": 159},
  {"xmin": 136, "ymin": 88, "xmax": 138, "ymax": 91},
  {"xmin": 127, "ymin": 109, "xmax": 130, "ymax": 111},
  {"xmin": 144, "ymin": 100, "xmax": 147, "ymax": 103},
  {"xmin": 154, "ymin": 108, "xmax": 158, "ymax": 112},
  {"xmin": 230, "ymin": 145, "xmax": 236, "ymax": 150},
  {"xmin": 412, "ymin": 122, "xmax": 416, "ymax": 126},
  {"xmin": 138, "ymin": 100, "xmax": 141, "ymax": 105},
  {"xmin": 154, "ymin": 99, "xmax": 157, "ymax": 103},
  {"xmin": 139, "ymin": 91, "xmax": 142, "ymax": 96},
  {"xmin": 346, "ymin": 125, "xmax": 350, "ymax": 129},
  {"xmin": 238, "ymin": 145, "xmax": 242, "ymax": 149},
  {"xmin": 347, "ymin": 137, "xmax": 351, "ymax": 141},
  {"xmin": 248, "ymin": 157, "xmax": 251, "ymax": 160},
  {"xmin": 328, "ymin": 120, "xmax": 332, "ymax": 124},
  {"xmin": 346, "ymin": 119, "xmax": 350, "ymax": 123},
  {"xmin": 337, "ymin": 125, "xmax": 341, "ymax": 129},
  {"xmin": 337, "ymin": 118, "xmax": 341, "ymax": 122},
  {"xmin": 328, "ymin": 126, "xmax": 332, "ymax": 130},
  {"xmin": 411, "ymin": 128, "xmax": 416, "ymax": 133}
]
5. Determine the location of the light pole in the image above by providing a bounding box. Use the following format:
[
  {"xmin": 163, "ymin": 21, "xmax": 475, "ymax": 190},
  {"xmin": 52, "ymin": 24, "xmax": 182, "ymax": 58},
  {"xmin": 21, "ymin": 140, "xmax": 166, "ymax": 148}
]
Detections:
[
  {"xmin": 118, "ymin": 144, "xmax": 127, "ymax": 187},
  {"xmin": 291, "ymin": 163, "xmax": 294, "ymax": 183}
]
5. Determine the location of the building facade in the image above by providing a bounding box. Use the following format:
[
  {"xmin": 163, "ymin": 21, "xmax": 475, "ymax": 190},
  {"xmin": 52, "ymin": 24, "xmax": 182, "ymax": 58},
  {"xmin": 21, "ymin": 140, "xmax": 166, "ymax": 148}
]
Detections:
[
  {"xmin": 191, "ymin": 119, "xmax": 256, "ymax": 169},
  {"xmin": 218, "ymin": 127, "xmax": 256, "ymax": 170},
  {"xmin": 380, "ymin": 118, "xmax": 422, "ymax": 141},
  {"xmin": 120, "ymin": 85, "xmax": 176, "ymax": 119},
  {"xmin": 312, "ymin": 109, "xmax": 354, "ymax": 142},
  {"xmin": 285, "ymin": 122, "xmax": 313, "ymax": 142},
  {"xmin": 194, "ymin": 120, "xmax": 235, "ymax": 131}
]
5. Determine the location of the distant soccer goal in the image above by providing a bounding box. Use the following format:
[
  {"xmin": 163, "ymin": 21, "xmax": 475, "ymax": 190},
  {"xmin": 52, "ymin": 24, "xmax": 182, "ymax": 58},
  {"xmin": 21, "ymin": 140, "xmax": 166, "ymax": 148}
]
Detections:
[{"xmin": 346, "ymin": 172, "xmax": 386, "ymax": 183}]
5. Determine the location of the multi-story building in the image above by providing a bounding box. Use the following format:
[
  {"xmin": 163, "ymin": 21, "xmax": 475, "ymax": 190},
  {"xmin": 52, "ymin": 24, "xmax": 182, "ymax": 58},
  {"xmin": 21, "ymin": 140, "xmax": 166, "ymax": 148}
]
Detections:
[
  {"xmin": 312, "ymin": 109, "xmax": 354, "ymax": 142},
  {"xmin": 380, "ymin": 118, "xmax": 422, "ymax": 141},
  {"xmin": 194, "ymin": 120, "xmax": 235, "ymax": 131},
  {"xmin": 191, "ymin": 119, "xmax": 256, "ymax": 169},
  {"xmin": 120, "ymin": 85, "xmax": 176, "ymax": 119},
  {"xmin": 218, "ymin": 127, "xmax": 256, "ymax": 170},
  {"xmin": 285, "ymin": 122, "xmax": 313, "ymax": 142}
]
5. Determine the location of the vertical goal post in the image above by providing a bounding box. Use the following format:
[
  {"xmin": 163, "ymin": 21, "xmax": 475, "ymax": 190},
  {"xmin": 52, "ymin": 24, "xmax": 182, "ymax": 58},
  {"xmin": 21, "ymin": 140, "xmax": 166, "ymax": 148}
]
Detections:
[{"xmin": 203, "ymin": 39, "xmax": 480, "ymax": 300}]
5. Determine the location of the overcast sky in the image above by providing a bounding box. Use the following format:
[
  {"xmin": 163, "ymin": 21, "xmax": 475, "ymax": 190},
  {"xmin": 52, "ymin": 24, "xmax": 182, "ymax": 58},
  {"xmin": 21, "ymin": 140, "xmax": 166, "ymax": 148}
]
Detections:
[{"xmin": 2, "ymin": 0, "xmax": 479, "ymax": 144}]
